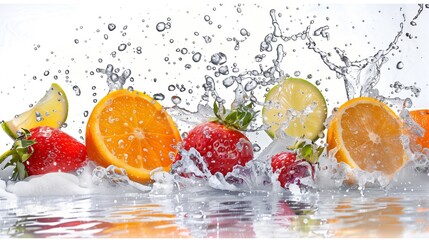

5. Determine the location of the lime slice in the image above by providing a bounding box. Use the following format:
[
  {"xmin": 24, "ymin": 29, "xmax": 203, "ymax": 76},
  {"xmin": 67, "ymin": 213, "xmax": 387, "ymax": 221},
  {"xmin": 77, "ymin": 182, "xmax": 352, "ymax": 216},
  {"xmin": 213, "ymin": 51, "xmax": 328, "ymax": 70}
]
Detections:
[
  {"xmin": 262, "ymin": 77, "xmax": 327, "ymax": 141},
  {"xmin": 1, "ymin": 83, "xmax": 68, "ymax": 138}
]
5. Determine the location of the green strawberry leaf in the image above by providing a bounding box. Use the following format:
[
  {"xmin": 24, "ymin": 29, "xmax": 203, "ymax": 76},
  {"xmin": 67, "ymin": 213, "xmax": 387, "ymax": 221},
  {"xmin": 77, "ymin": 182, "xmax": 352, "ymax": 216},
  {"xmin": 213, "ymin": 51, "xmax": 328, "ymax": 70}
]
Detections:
[
  {"xmin": 0, "ymin": 128, "xmax": 35, "ymax": 181},
  {"xmin": 291, "ymin": 139, "xmax": 324, "ymax": 164},
  {"xmin": 16, "ymin": 161, "xmax": 28, "ymax": 180}
]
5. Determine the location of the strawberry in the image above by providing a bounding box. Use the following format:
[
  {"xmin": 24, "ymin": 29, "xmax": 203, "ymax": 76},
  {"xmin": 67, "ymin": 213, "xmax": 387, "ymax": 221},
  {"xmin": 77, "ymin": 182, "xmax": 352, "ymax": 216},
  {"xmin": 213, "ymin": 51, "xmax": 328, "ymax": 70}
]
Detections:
[
  {"xmin": 0, "ymin": 126, "xmax": 87, "ymax": 180},
  {"xmin": 174, "ymin": 102, "xmax": 256, "ymax": 176},
  {"xmin": 271, "ymin": 141, "xmax": 323, "ymax": 189}
]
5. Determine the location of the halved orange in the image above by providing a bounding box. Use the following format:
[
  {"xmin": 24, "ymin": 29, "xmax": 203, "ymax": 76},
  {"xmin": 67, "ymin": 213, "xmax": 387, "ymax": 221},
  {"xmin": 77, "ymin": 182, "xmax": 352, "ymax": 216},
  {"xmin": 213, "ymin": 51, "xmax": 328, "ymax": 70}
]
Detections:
[
  {"xmin": 327, "ymin": 97, "xmax": 408, "ymax": 178},
  {"xmin": 86, "ymin": 89, "xmax": 181, "ymax": 183}
]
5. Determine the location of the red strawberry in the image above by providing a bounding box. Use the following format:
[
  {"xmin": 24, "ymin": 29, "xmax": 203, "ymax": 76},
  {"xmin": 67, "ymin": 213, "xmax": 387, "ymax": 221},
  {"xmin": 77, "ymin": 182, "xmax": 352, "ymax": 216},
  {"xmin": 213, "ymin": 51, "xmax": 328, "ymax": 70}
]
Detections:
[
  {"xmin": 174, "ymin": 102, "xmax": 256, "ymax": 176},
  {"xmin": 0, "ymin": 126, "xmax": 87, "ymax": 180},
  {"xmin": 175, "ymin": 121, "xmax": 253, "ymax": 175},
  {"xmin": 271, "ymin": 151, "xmax": 314, "ymax": 188},
  {"xmin": 271, "ymin": 141, "xmax": 322, "ymax": 189}
]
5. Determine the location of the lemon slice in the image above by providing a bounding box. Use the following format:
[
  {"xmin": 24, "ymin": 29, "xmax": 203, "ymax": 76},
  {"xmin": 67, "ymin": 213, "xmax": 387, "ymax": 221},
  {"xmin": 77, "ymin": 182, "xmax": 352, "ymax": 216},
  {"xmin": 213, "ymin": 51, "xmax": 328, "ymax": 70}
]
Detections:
[
  {"xmin": 262, "ymin": 77, "xmax": 327, "ymax": 141},
  {"xmin": 1, "ymin": 83, "xmax": 68, "ymax": 138}
]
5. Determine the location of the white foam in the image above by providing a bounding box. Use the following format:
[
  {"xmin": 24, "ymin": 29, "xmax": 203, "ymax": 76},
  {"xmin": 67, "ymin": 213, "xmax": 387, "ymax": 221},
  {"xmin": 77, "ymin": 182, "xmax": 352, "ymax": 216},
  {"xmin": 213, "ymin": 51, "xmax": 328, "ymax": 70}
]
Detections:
[
  {"xmin": 1, "ymin": 161, "xmax": 152, "ymax": 197},
  {"xmin": 6, "ymin": 172, "xmax": 90, "ymax": 196}
]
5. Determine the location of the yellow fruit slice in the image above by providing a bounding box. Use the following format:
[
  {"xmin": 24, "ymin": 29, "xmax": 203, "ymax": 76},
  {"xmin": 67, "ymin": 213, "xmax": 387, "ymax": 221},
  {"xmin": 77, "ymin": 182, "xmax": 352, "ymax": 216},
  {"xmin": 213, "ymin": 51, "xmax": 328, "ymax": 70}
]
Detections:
[
  {"xmin": 262, "ymin": 77, "xmax": 327, "ymax": 141},
  {"xmin": 1, "ymin": 83, "xmax": 68, "ymax": 138},
  {"xmin": 86, "ymin": 89, "xmax": 182, "ymax": 183},
  {"xmin": 327, "ymin": 97, "xmax": 408, "ymax": 178}
]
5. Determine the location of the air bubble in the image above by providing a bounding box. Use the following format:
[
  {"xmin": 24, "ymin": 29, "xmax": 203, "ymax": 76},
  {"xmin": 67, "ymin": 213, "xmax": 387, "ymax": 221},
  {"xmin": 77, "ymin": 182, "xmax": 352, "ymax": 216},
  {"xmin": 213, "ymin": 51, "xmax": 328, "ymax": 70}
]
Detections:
[
  {"xmin": 74, "ymin": 39, "xmax": 79, "ymax": 44},
  {"xmin": 44, "ymin": 71, "xmax": 49, "ymax": 76},
  {"xmin": 396, "ymin": 61, "xmax": 404, "ymax": 69}
]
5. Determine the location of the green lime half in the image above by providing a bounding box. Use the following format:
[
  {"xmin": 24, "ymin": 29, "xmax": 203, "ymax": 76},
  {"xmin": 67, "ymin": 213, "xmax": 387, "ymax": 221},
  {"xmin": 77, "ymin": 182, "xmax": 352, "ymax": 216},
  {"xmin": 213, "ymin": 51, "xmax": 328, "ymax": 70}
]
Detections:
[
  {"xmin": 1, "ymin": 83, "xmax": 68, "ymax": 139},
  {"xmin": 262, "ymin": 77, "xmax": 327, "ymax": 141}
]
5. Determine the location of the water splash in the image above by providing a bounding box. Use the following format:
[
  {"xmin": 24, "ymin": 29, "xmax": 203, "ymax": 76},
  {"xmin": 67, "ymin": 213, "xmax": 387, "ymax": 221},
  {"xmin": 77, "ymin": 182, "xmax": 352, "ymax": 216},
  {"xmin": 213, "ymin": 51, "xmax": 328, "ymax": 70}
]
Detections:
[{"xmin": 96, "ymin": 64, "xmax": 132, "ymax": 91}]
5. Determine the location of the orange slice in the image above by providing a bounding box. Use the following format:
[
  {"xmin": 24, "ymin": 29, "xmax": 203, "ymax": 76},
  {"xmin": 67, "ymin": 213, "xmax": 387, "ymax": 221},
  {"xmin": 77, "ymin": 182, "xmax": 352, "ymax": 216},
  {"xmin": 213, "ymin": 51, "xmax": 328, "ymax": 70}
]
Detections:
[
  {"xmin": 409, "ymin": 109, "xmax": 429, "ymax": 150},
  {"xmin": 327, "ymin": 97, "xmax": 408, "ymax": 178},
  {"xmin": 86, "ymin": 89, "xmax": 181, "ymax": 183}
]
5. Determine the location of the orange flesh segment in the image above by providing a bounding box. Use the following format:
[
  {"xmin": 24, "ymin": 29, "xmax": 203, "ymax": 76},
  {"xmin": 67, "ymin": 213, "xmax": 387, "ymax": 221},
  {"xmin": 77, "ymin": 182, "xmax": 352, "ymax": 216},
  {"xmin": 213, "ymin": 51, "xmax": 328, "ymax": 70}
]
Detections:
[{"xmin": 340, "ymin": 102, "xmax": 404, "ymax": 175}]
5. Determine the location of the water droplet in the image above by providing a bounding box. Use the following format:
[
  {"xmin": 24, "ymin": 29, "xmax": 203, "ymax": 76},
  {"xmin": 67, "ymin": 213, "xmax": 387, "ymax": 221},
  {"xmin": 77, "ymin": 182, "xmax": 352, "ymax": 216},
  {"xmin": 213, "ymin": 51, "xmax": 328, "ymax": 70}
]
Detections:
[
  {"xmin": 171, "ymin": 96, "xmax": 182, "ymax": 105},
  {"xmin": 104, "ymin": 34, "xmax": 108, "ymax": 40},
  {"xmin": 211, "ymin": 52, "xmax": 227, "ymax": 65},
  {"xmin": 252, "ymin": 144, "xmax": 261, "ymax": 152},
  {"xmin": 203, "ymin": 36, "xmax": 212, "ymax": 43},
  {"xmin": 403, "ymin": 98, "xmax": 413, "ymax": 108},
  {"xmin": 156, "ymin": 22, "xmax": 166, "ymax": 32},
  {"xmin": 192, "ymin": 52, "xmax": 202, "ymax": 62},
  {"xmin": 83, "ymin": 111, "xmax": 89, "ymax": 117},
  {"xmin": 204, "ymin": 15, "xmax": 210, "ymax": 21},
  {"xmin": 43, "ymin": 70, "xmax": 49, "ymax": 76},
  {"xmin": 254, "ymin": 54, "xmax": 264, "ymax": 62},
  {"xmin": 240, "ymin": 28, "xmax": 249, "ymax": 36},
  {"xmin": 153, "ymin": 93, "xmax": 165, "ymax": 100},
  {"xmin": 35, "ymin": 112, "xmax": 44, "ymax": 122},
  {"xmin": 73, "ymin": 85, "xmax": 81, "ymax": 96},
  {"xmin": 108, "ymin": 23, "xmax": 116, "ymax": 31},
  {"xmin": 396, "ymin": 61, "xmax": 404, "ymax": 69},
  {"xmin": 118, "ymin": 43, "xmax": 127, "ymax": 51},
  {"xmin": 168, "ymin": 85, "xmax": 176, "ymax": 91},
  {"xmin": 181, "ymin": 48, "xmax": 188, "ymax": 54},
  {"xmin": 294, "ymin": 71, "xmax": 301, "ymax": 77},
  {"xmin": 223, "ymin": 76, "xmax": 235, "ymax": 88},
  {"xmin": 136, "ymin": 46, "xmax": 142, "ymax": 54},
  {"xmin": 245, "ymin": 80, "xmax": 257, "ymax": 91}
]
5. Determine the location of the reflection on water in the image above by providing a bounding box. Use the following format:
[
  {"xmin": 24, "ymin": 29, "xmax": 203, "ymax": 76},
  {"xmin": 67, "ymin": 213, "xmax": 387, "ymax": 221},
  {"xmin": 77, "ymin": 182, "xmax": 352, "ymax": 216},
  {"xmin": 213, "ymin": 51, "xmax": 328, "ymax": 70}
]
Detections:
[
  {"xmin": 1, "ymin": 188, "xmax": 429, "ymax": 238},
  {"xmin": 330, "ymin": 197, "xmax": 405, "ymax": 237}
]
